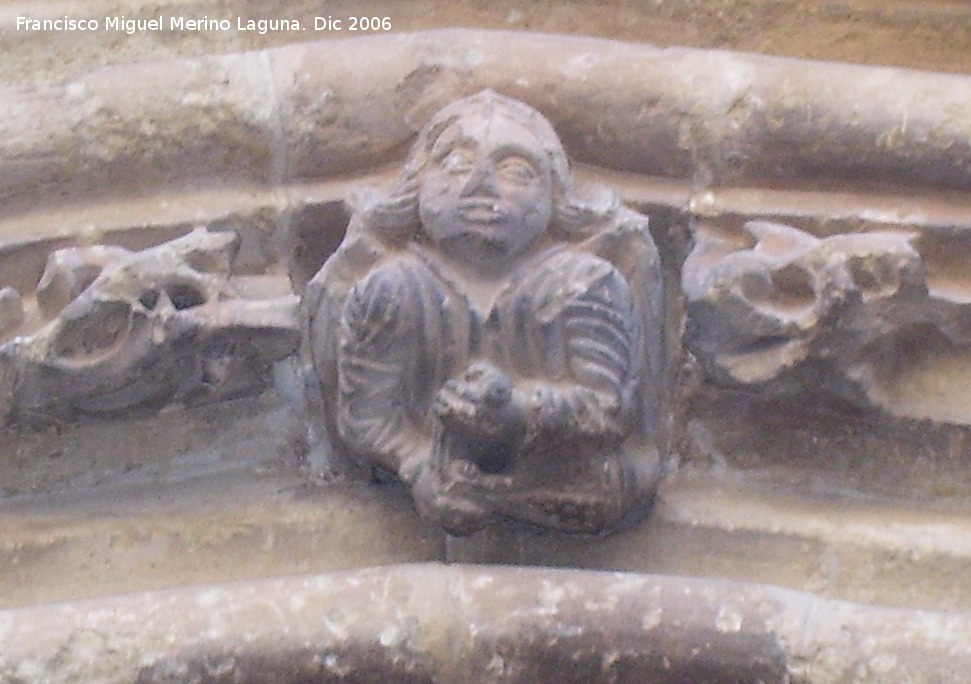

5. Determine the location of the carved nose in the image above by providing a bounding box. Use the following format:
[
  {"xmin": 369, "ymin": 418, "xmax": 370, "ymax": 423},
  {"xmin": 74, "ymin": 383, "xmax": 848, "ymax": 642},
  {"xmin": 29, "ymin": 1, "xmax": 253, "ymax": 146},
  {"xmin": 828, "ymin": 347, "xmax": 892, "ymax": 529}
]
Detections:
[{"xmin": 459, "ymin": 163, "xmax": 499, "ymax": 198}]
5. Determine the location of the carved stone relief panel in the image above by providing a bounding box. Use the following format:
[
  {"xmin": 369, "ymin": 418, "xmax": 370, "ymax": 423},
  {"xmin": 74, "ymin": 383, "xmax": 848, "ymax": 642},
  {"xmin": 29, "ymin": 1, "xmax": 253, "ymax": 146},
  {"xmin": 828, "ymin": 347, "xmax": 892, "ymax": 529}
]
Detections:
[
  {"xmin": 2, "ymin": 30, "xmax": 971, "ymax": 538},
  {"xmin": 304, "ymin": 91, "xmax": 666, "ymax": 535},
  {"xmin": 9, "ymin": 33, "xmax": 971, "ymax": 653}
]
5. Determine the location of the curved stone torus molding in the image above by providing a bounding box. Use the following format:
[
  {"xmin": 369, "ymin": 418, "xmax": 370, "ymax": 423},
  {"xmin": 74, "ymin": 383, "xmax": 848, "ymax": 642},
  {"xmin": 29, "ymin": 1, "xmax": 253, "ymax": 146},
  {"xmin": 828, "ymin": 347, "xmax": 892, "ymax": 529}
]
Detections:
[
  {"xmin": 4, "ymin": 564, "xmax": 971, "ymax": 684},
  {"xmin": 2, "ymin": 29, "xmax": 971, "ymax": 221}
]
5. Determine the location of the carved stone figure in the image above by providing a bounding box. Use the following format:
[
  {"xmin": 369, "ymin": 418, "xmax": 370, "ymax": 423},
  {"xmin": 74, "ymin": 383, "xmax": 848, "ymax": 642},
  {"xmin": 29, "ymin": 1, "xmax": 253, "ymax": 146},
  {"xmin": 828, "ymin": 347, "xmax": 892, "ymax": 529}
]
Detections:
[
  {"xmin": 683, "ymin": 220, "xmax": 971, "ymax": 422},
  {"xmin": 304, "ymin": 91, "xmax": 664, "ymax": 535},
  {"xmin": 0, "ymin": 228, "xmax": 299, "ymax": 425}
]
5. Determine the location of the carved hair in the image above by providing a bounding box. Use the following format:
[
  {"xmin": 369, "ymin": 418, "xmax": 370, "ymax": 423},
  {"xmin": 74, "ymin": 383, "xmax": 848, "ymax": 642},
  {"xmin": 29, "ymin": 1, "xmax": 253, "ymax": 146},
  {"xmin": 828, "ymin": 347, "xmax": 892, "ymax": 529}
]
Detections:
[{"xmin": 354, "ymin": 90, "xmax": 624, "ymax": 245}]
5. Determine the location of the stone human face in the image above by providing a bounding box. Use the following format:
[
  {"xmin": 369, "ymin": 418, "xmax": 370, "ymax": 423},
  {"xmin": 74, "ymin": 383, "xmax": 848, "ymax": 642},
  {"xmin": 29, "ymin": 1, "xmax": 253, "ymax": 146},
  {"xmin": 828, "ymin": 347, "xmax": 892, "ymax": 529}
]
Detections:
[{"xmin": 418, "ymin": 113, "xmax": 553, "ymax": 269}]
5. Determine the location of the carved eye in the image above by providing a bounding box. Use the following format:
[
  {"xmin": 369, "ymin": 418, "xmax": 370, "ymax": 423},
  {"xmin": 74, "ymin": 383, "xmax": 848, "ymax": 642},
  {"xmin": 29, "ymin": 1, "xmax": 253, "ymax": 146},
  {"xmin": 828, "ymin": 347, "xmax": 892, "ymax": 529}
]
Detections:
[
  {"xmin": 165, "ymin": 283, "xmax": 206, "ymax": 310},
  {"xmin": 496, "ymin": 156, "xmax": 538, "ymax": 185},
  {"xmin": 50, "ymin": 299, "xmax": 132, "ymax": 361},
  {"xmin": 440, "ymin": 149, "xmax": 474, "ymax": 175},
  {"xmin": 138, "ymin": 289, "xmax": 160, "ymax": 310}
]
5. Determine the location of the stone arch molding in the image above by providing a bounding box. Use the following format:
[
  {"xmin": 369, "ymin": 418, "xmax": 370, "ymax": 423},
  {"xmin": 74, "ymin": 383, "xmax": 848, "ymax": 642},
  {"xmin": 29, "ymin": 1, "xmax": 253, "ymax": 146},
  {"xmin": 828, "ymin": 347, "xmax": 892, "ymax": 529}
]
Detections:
[
  {"xmin": 2, "ymin": 29, "xmax": 971, "ymax": 214},
  {"xmin": 1, "ymin": 31, "xmax": 971, "ymax": 494},
  {"xmin": 3, "ymin": 564, "xmax": 971, "ymax": 683}
]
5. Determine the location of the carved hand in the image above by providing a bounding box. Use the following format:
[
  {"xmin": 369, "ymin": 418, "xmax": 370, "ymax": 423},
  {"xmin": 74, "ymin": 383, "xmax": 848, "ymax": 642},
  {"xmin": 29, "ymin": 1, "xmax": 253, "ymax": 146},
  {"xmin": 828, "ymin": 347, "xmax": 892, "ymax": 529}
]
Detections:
[{"xmin": 432, "ymin": 361, "xmax": 523, "ymax": 441}]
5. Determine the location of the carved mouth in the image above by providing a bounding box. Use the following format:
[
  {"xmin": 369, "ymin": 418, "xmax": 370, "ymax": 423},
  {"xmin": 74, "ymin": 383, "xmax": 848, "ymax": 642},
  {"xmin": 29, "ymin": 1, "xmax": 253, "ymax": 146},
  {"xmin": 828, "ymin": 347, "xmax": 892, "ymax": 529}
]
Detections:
[{"xmin": 458, "ymin": 200, "xmax": 506, "ymax": 223}]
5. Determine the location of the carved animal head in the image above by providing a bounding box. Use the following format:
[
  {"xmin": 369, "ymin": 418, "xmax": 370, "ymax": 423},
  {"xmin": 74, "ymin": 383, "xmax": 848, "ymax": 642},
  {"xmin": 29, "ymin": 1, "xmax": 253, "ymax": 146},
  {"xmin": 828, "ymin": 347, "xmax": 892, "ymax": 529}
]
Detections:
[{"xmin": 2, "ymin": 228, "xmax": 298, "ymax": 424}]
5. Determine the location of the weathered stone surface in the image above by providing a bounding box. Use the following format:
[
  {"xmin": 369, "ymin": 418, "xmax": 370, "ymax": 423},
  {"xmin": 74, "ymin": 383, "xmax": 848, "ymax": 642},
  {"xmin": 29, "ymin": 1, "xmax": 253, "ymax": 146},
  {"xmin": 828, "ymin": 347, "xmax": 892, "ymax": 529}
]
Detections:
[
  {"xmin": 2, "ymin": 563, "xmax": 971, "ymax": 683},
  {"xmin": 0, "ymin": 228, "xmax": 299, "ymax": 426},
  {"xmin": 304, "ymin": 91, "xmax": 665, "ymax": 535},
  {"xmin": 3, "ymin": 30, "xmax": 971, "ymax": 217},
  {"xmin": 6, "ymin": 460, "xmax": 971, "ymax": 613},
  {"xmin": 3, "ymin": 0, "xmax": 970, "ymax": 90},
  {"xmin": 683, "ymin": 220, "xmax": 971, "ymax": 424},
  {"xmin": 0, "ymin": 51, "xmax": 277, "ymax": 219},
  {"xmin": 0, "ymin": 287, "xmax": 23, "ymax": 336},
  {"xmin": 0, "ymin": 472, "xmax": 445, "ymax": 610},
  {"xmin": 4, "ymin": 28, "xmax": 971, "ymax": 680},
  {"xmin": 447, "ymin": 469, "xmax": 971, "ymax": 613}
]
